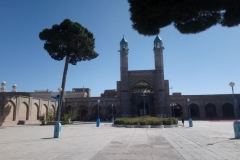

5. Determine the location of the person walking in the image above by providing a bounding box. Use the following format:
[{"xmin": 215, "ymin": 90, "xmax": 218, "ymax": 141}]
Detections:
[{"xmin": 181, "ymin": 115, "xmax": 184, "ymax": 126}]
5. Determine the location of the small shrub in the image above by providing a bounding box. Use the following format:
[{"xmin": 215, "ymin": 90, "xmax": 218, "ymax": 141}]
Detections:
[
  {"xmin": 39, "ymin": 114, "xmax": 46, "ymax": 125},
  {"xmin": 47, "ymin": 109, "xmax": 56, "ymax": 122},
  {"xmin": 67, "ymin": 108, "xmax": 78, "ymax": 121},
  {"xmin": 162, "ymin": 119, "xmax": 167, "ymax": 125},
  {"xmin": 61, "ymin": 114, "xmax": 69, "ymax": 125},
  {"xmin": 172, "ymin": 118, "xmax": 178, "ymax": 124},
  {"xmin": 151, "ymin": 120, "xmax": 163, "ymax": 125},
  {"xmin": 163, "ymin": 118, "xmax": 173, "ymax": 125}
]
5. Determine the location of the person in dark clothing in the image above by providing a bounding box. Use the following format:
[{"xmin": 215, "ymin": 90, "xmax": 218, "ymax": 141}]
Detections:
[{"xmin": 181, "ymin": 115, "xmax": 184, "ymax": 126}]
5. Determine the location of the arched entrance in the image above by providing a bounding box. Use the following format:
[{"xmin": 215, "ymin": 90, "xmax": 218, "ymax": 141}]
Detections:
[
  {"xmin": 41, "ymin": 104, "xmax": 48, "ymax": 120},
  {"xmin": 131, "ymin": 80, "xmax": 154, "ymax": 116},
  {"xmin": 172, "ymin": 104, "xmax": 183, "ymax": 117},
  {"xmin": 51, "ymin": 105, "xmax": 55, "ymax": 114},
  {"xmin": 66, "ymin": 105, "xmax": 72, "ymax": 114},
  {"xmin": 92, "ymin": 105, "xmax": 102, "ymax": 120},
  {"xmin": 31, "ymin": 103, "xmax": 39, "ymax": 120},
  {"xmin": 222, "ymin": 103, "xmax": 234, "ymax": 117},
  {"xmin": 138, "ymin": 102, "xmax": 149, "ymax": 116},
  {"xmin": 106, "ymin": 105, "xmax": 116, "ymax": 121},
  {"xmin": 18, "ymin": 102, "xmax": 29, "ymax": 124},
  {"xmin": 4, "ymin": 101, "xmax": 16, "ymax": 122},
  {"xmin": 205, "ymin": 103, "xmax": 217, "ymax": 117},
  {"xmin": 189, "ymin": 103, "xmax": 200, "ymax": 117},
  {"xmin": 79, "ymin": 105, "xmax": 88, "ymax": 121}
]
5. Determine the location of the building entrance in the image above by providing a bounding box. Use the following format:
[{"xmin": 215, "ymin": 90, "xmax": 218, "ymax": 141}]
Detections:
[{"xmin": 137, "ymin": 102, "xmax": 148, "ymax": 116}]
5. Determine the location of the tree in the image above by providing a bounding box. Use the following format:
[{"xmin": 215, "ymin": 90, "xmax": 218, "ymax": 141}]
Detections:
[
  {"xmin": 39, "ymin": 19, "xmax": 99, "ymax": 117},
  {"xmin": 128, "ymin": 0, "xmax": 240, "ymax": 35}
]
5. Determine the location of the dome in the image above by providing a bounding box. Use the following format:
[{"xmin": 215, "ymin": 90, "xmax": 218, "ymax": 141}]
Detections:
[
  {"xmin": 154, "ymin": 35, "xmax": 163, "ymax": 48},
  {"xmin": 120, "ymin": 36, "xmax": 128, "ymax": 45},
  {"xmin": 154, "ymin": 35, "xmax": 162, "ymax": 44},
  {"xmin": 120, "ymin": 36, "xmax": 128, "ymax": 50}
]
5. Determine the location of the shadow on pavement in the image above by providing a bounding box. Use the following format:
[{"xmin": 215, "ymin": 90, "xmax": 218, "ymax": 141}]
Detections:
[{"xmin": 41, "ymin": 137, "xmax": 55, "ymax": 140}]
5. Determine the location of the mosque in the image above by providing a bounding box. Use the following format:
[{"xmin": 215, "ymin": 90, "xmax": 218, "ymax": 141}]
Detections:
[{"xmin": 0, "ymin": 35, "xmax": 239, "ymax": 126}]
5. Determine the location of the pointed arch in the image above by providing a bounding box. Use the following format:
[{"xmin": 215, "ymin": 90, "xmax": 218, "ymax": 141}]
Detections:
[
  {"xmin": 51, "ymin": 105, "xmax": 55, "ymax": 114},
  {"xmin": 79, "ymin": 105, "xmax": 88, "ymax": 121},
  {"xmin": 19, "ymin": 102, "xmax": 29, "ymax": 122},
  {"xmin": 222, "ymin": 103, "xmax": 234, "ymax": 117},
  {"xmin": 41, "ymin": 104, "xmax": 48, "ymax": 119},
  {"xmin": 131, "ymin": 80, "xmax": 154, "ymax": 93},
  {"xmin": 189, "ymin": 103, "xmax": 200, "ymax": 117},
  {"xmin": 4, "ymin": 101, "xmax": 16, "ymax": 122},
  {"xmin": 31, "ymin": 103, "xmax": 39, "ymax": 120},
  {"xmin": 205, "ymin": 103, "xmax": 217, "ymax": 117},
  {"xmin": 172, "ymin": 104, "xmax": 183, "ymax": 117}
]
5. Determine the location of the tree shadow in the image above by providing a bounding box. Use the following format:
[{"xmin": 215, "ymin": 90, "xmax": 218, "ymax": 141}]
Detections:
[
  {"xmin": 229, "ymin": 138, "xmax": 239, "ymax": 140},
  {"xmin": 0, "ymin": 104, "xmax": 11, "ymax": 126},
  {"xmin": 41, "ymin": 137, "xmax": 55, "ymax": 140}
]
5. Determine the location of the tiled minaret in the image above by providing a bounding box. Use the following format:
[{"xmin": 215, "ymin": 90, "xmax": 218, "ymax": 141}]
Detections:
[
  {"xmin": 119, "ymin": 36, "xmax": 130, "ymax": 117},
  {"xmin": 153, "ymin": 35, "xmax": 166, "ymax": 117}
]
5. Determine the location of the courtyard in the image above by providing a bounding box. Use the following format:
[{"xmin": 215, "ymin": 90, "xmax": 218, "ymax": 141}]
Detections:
[{"xmin": 0, "ymin": 120, "xmax": 239, "ymax": 160}]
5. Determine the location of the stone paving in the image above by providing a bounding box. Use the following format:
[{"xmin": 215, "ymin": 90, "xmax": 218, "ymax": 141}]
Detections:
[{"xmin": 0, "ymin": 120, "xmax": 239, "ymax": 160}]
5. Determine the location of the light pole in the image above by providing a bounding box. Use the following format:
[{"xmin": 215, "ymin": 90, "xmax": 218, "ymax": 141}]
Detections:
[
  {"xmin": 96, "ymin": 100, "xmax": 100, "ymax": 127},
  {"xmin": 187, "ymin": 98, "xmax": 193, "ymax": 127},
  {"xmin": 229, "ymin": 82, "xmax": 238, "ymax": 121},
  {"xmin": 54, "ymin": 87, "xmax": 62, "ymax": 138},
  {"xmin": 141, "ymin": 91, "xmax": 147, "ymax": 116},
  {"xmin": 229, "ymin": 82, "xmax": 240, "ymax": 139},
  {"xmin": 111, "ymin": 104, "xmax": 114, "ymax": 122},
  {"xmin": 170, "ymin": 103, "xmax": 176, "ymax": 117}
]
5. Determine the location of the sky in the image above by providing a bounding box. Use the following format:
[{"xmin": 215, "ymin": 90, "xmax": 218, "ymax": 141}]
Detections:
[{"xmin": 0, "ymin": 1, "xmax": 240, "ymax": 97}]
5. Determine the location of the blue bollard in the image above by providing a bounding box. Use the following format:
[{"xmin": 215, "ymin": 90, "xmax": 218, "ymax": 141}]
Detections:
[
  {"xmin": 96, "ymin": 118, "xmax": 100, "ymax": 127},
  {"xmin": 189, "ymin": 118, "xmax": 193, "ymax": 127},
  {"xmin": 54, "ymin": 122, "xmax": 62, "ymax": 138},
  {"xmin": 233, "ymin": 121, "xmax": 240, "ymax": 139},
  {"xmin": 112, "ymin": 118, "xmax": 114, "ymax": 123}
]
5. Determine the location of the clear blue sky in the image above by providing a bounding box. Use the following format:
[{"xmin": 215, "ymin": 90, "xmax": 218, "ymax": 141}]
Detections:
[{"xmin": 1, "ymin": 1, "xmax": 240, "ymax": 97}]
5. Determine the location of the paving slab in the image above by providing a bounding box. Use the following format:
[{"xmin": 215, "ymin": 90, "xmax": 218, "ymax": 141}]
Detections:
[{"xmin": 0, "ymin": 121, "xmax": 239, "ymax": 160}]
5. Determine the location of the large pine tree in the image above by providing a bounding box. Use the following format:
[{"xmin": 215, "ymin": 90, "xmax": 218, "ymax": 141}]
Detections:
[{"xmin": 39, "ymin": 19, "xmax": 99, "ymax": 116}]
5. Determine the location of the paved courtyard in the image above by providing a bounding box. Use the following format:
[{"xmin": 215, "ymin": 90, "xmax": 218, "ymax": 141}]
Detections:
[{"xmin": 0, "ymin": 120, "xmax": 239, "ymax": 160}]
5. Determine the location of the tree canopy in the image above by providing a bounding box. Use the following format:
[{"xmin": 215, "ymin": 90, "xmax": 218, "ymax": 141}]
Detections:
[
  {"xmin": 128, "ymin": 0, "xmax": 240, "ymax": 35},
  {"xmin": 39, "ymin": 19, "xmax": 98, "ymax": 65}
]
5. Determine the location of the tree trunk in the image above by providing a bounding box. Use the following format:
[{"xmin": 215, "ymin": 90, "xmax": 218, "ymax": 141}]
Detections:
[{"xmin": 59, "ymin": 55, "xmax": 70, "ymax": 119}]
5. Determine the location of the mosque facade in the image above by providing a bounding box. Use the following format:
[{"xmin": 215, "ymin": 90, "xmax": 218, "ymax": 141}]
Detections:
[
  {"xmin": 63, "ymin": 36, "xmax": 240, "ymax": 121},
  {"xmin": 0, "ymin": 36, "xmax": 240, "ymax": 126}
]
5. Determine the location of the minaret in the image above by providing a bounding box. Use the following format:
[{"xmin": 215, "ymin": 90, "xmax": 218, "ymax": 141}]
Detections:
[
  {"xmin": 12, "ymin": 84, "xmax": 17, "ymax": 92},
  {"xmin": 0, "ymin": 81, "xmax": 7, "ymax": 92},
  {"xmin": 153, "ymin": 35, "xmax": 166, "ymax": 117},
  {"xmin": 119, "ymin": 36, "xmax": 130, "ymax": 117}
]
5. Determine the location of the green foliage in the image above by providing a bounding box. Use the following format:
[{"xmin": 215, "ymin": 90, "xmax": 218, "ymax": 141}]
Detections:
[
  {"xmin": 172, "ymin": 118, "xmax": 178, "ymax": 125},
  {"xmin": 61, "ymin": 114, "xmax": 69, "ymax": 125},
  {"xmin": 114, "ymin": 116, "xmax": 178, "ymax": 126},
  {"xmin": 39, "ymin": 19, "xmax": 99, "ymax": 65},
  {"xmin": 128, "ymin": 0, "xmax": 240, "ymax": 35},
  {"xmin": 47, "ymin": 109, "xmax": 56, "ymax": 122},
  {"xmin": 67, "ymin": 108, "xmax": 78, "ymax": 121},
  {"xmin": 114, "ymin": 118, "xmax": 124, "ymax": 125},
  {"xmin": 123, "ymin": 118, "xmax": 139, "ymax": 125},
  {"xmin": 39, "ymin": 114, "xmax": 46, "ymax": 125}
]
